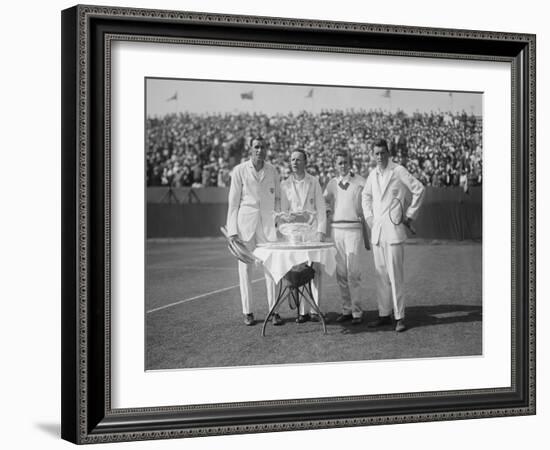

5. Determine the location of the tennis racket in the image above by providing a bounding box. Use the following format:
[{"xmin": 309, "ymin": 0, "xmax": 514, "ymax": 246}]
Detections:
[
  {"xmin": 220, "ymin": 226, "xmax": 256, "ymax": 264},
  {"xmin": 389, "ymin": 197, "xmax": 416, "ymax": 235},
  {"xmin": 359, "ymin": 217, "xmax": 371, "ymax": 250}
]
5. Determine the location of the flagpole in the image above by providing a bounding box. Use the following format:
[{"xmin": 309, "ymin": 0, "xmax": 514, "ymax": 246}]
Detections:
[
  {"xmin": 305, "ymin": 89, "xmax": 314, "ymax": 113},
  {"xmin": 166, "ymin": 92, "xmax": 178, "ymax": 114},
  {"xmin": 382, "ymin": 90, "xmax": 392, "ymax": 113}
]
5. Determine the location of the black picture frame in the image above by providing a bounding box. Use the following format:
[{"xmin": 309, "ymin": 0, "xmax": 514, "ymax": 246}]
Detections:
[{"xmin": 61, "ymin": 4, "xmax": 536, "ymax": 444}]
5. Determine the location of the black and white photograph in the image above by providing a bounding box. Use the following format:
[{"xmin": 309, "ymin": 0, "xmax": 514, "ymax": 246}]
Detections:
[
  {"xmin": 145, "ymin": 78, "xmax": 483, "ymax": 370},
  {"xmin": 3, "ymin": 0, "xmax": 545, "ymax": 446}
]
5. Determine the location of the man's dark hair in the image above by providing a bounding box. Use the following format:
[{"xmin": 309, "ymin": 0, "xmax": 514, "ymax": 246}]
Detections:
[
  {"xmin": 247, "ymin": 135, "xmax": 265, "ymax": 149},
  {"xmin": 291, "ymin": 148, "xmax": 308, "ymax": 163},
  {"xmin": 373, "ymin": 138, "xmax": 389, "ymax": 151},
  {"xmin": 334, "ymin": 151, "xmax": 351, "ymax": 162}
]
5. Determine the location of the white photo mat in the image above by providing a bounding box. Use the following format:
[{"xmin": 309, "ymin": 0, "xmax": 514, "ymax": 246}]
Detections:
[{"xmin": 111, "ymin": 41, "xmax": 511, "ymax": 409}]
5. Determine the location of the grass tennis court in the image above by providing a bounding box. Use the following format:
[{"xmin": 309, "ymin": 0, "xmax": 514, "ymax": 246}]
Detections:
[{"xmin": 145, "ymin": 239, "xmax": 482, "ymax": 370}]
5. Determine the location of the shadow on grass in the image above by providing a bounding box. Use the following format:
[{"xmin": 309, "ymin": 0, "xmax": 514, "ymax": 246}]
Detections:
[{"xmin": 334, "ymin": 304, "xmax": 482, "ymax": 334}]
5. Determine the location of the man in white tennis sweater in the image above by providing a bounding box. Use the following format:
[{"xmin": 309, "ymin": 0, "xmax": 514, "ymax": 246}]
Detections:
[{"xmin": 324, "ymin": 151, "xmax": 367, "ymax": 324}]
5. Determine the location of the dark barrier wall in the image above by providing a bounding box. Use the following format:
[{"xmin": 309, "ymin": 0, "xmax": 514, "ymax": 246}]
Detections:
[
  {"xmin": 147, "ymin": 187, "xmax": 230, "ymax": 204},
  {"xmin": 412, "ymin": 187, "xmax": 481, "ymax": 240},
  {"xmin": 147, "ymin": 203, "xmax": 229, "ymax": 238},
  {"xmin": 147, "ymin": 187, "xmax": 481, "ymax": 240}
]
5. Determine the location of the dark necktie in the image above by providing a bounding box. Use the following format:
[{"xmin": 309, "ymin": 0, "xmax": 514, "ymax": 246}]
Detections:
[{"xmin": 338, "ymin": 180, "xmax": 350, "ymax": 190}]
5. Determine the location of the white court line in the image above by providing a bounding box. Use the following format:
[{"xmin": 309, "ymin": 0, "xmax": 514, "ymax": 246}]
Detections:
[{"xmin": 147, "ymin": 278, "xmax": 263, "ymax": 314}]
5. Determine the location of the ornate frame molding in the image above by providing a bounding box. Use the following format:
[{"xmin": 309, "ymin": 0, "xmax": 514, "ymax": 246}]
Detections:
[{"xmin": 62, "ymin": 5, "xmax": 536, "ymax": 444}]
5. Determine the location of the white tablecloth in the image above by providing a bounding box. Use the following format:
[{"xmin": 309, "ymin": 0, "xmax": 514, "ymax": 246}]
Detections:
[{"xmin": 253, "ymin": 244, "xmax": 337, "ymax": 284}]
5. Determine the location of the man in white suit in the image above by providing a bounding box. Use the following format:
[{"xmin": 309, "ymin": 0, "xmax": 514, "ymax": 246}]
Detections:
[
  {"xmin": 226, "ymin": 136, "xmax": 282, "ymax": 326},
  {"xmin": 280, "ymin": 149, "xmax": 327, "ymax": 323},
  {"xmin": 362, "ymin": 139, "xmax": 425, "ymax": 332}
]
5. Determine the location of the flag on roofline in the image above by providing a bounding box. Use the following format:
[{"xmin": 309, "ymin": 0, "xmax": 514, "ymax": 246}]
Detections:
[
  {"xmin": 166, "ymin": 92, "xmax": 178, "ymax": 102},
  {"xmin": 240, "ymin": 91, "xmax": 254, "ymax": 100}
]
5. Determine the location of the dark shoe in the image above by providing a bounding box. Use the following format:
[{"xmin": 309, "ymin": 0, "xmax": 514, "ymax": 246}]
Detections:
[
  {"xmin": 244, "ymin": 313, "xmax": 255, "ymax": 326},
  {"xmin": 272, "ymin": 313, "xmax": 283, "ymax": 326},
  {"xmin": 368, "ymin": 315, "xmax": 392, "ymax": 328},
  {"xmin": 335, "ymin": 314, "xmax": 353, "ymax": 323},
  {"xmin": 296, "ymin": 314, "xmax": 310, "ymax": 324},
  {"xmin": 351, "ymin": 316, "xmax": 363, "ymax": 325},
  {"xmin": 395, "ymin": 319, "xmax": 407, "ymax": 332},
  {"xmin": 310, "ymin": 313, "xmax": 321, "ymax": 322}
]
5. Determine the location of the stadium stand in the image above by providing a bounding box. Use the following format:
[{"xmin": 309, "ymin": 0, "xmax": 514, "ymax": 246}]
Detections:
[{"xmin": 146, "ymin": 110, "xmax": 482, "ymax": 190}]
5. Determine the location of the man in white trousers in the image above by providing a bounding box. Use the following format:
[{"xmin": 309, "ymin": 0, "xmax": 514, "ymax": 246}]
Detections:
[
  {"xmin": 362, "ymin": 139, "xmax": 425, "ymax": 332},
  {"xmin": 280, "ymin": 149, "xmax": 327, "ymax": 323},
  {"xmin": 324, "ymin": 151, "xmax": 367, "ymax": 325},
  {"xmin": 226, "ymin": 136, "xmax": 282, "ymax": 326}
]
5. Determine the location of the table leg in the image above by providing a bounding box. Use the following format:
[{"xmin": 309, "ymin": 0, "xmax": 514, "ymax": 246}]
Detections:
[
  {"xmin": 290, "ymin": 288, "xmax": 300, "ymax": 320},
  {"xmin": 300, "ymin": 281, "xmax": 327, "ymax": 334},
  {"xmin": 261, "ymin": 283, "xmax": 288, "ymax": 337}
]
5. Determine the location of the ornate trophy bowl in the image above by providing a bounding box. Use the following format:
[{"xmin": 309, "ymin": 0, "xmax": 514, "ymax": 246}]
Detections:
[
  {"xmin": 278, "ymin": 223, "xmax": 313, "ymax": 244},
  {"xmin": 275, "ymin": 210, "xmax": 316, "ymax": 244}
]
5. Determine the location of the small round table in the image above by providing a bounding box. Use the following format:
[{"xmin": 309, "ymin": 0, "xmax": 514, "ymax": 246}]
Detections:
[{"xmin": 253, "ymin": 242, "xmax": 337, "ymax": 336}]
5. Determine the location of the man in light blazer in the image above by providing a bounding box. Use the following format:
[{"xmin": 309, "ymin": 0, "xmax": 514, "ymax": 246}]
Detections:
[
  {"xmin": 280, "ymin": 149, "xmax": 327, "ymax": 323},
  {"xmin": 362, "ymin": 139, "xmax": 425, "ymax": 332},
  {"xmin": 226, "ymin": 136, "xmax": 281, "ymax": 326}
]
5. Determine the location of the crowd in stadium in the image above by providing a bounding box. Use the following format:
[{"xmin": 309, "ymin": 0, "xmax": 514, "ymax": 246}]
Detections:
[{"xmin": 146, "ymin": 110, "xmax": 482, "ymax": 190}]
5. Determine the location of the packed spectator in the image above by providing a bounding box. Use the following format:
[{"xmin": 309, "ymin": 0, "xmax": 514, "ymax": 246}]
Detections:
[{"xmin": 146, "ymin": 110, "xmax": 482, "ymax": 189}]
